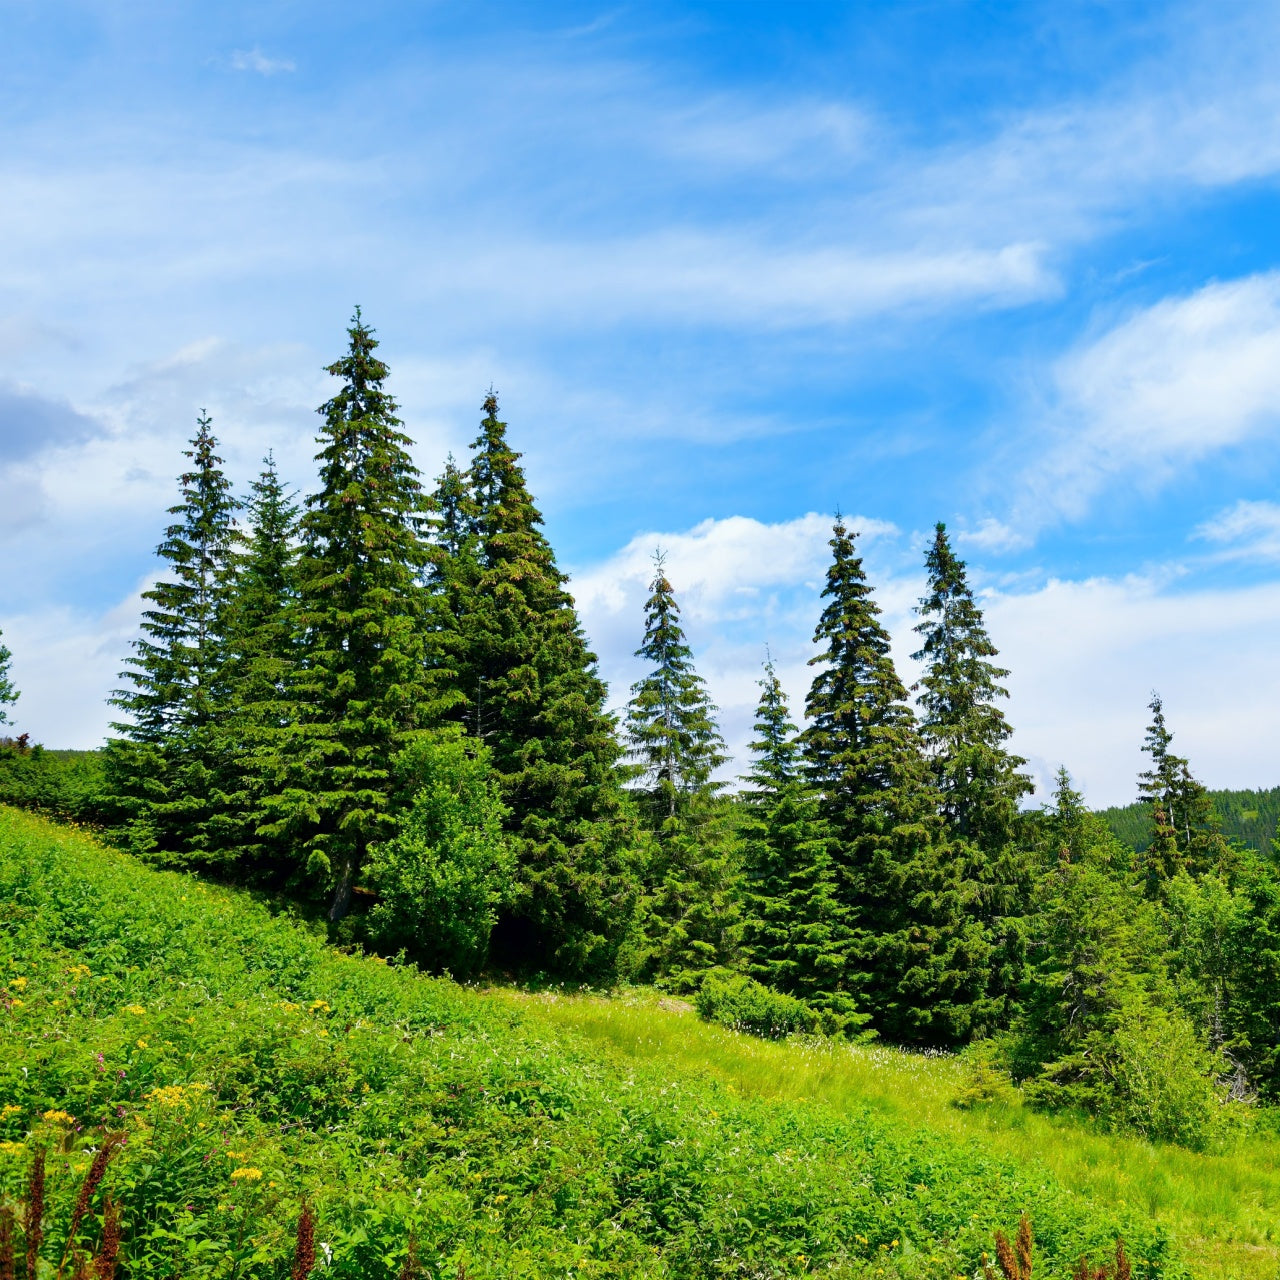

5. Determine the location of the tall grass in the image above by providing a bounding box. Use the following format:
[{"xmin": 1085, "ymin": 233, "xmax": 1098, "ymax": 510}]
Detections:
[{"xmin": 503, "ymin": 989, "xmax": 1280, "ymax": 1280}]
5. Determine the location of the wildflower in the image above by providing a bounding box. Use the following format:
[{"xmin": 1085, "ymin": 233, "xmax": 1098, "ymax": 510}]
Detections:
[
  {"xmin": 136, "ymin": 1038, "xmax": 148, "ymax": 1049},
  {"xmin": 124, "ymin": 1005, "xmax": 146, "ymax": 1016},
  {"xmin": 230, "ymin": 1167, "xmax": 263, "ymax": 1181},
  {"xmin": 309, "ymin": 1000, "xmax": 330, "ymax": 1013},
  {"xmin": 1, "ymin": 1105, "xmax": 21, "ymax": 1120},
  {"xmin": 40, "ymin": 1110, "xmax": 75, "ymax": 1127},
  {"xmin": 8, "ymin": 977, "xmax": 26, "ymax": 990},
  {"xmin": 8, "ymin": 1000, "xmax": 23, "ymax": 1009}
]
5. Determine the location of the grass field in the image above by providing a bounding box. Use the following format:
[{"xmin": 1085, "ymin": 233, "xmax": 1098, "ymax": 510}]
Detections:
[
  {"xmin": 502, "ymin": 992, "xmax": 1280, "ymax": 1280},
  {"xmin": 0, "ymin": 805, "xmax": 1268, "ymax": 1278}
]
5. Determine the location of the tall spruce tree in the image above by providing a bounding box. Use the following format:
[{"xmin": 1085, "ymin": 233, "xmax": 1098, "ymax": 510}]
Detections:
[
  {"xmin": 740, "ymin": 656, "xmax": 856, "ymax": 1026},
  {"xmin": 1137, "ymin": 693, "xmax": 1226, "ymax": 884},
  {"xmin": 456, "ymin": 393, "xmax": 639, "ymax": 977},
  {"xmin": 0, "ymin": 625, "xmax": 17, "ymax": 727},
  {"xmin": 422, "ymin": 454, "xmax": 476, "ymax": 724},
  {"xmin": 802, "ymin": 517, "xmax": 991, "ymax": 1044},
  {"xmin": 265, "ymin": 312, "xmax": 438, "ymax": 921},
  {"xmin": 107, "ymin": 413, "xmax": 241, "ymax": 862},
  {"xmin": 220, "ymin": 453, "xmax": 299, "ymax": 866},
  {"xmin": 624, "ymin": 552, "xmax": 727, "ymax": 822},
  {"xmin": 623, "ymin": 554, "xmax": 734, "ymax": 983},
  {"xmin": 912, "ymin": 523, "xmax": 1032, "ymax": 850}
]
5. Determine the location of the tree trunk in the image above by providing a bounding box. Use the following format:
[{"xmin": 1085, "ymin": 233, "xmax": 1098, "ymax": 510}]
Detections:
[{"xmin": 328, "ymin": 852, "xmax": 356, "ymax": 923}]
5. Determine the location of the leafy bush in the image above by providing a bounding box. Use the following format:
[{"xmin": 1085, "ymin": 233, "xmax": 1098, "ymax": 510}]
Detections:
[
  {"xmin": 695, "ymin": 971, "xmax": 821, "ymax": 1038},
  {"xmin": 0, "ymin": 740, "xmax": 107, "ymax": 823},
  {"xmin": 363, "ymin": 734, "xmax": 514, "ymax": 977}
]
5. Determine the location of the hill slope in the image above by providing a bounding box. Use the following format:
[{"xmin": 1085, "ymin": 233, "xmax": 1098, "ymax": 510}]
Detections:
[
  {"xmin": 1099, "ymin": 787, "xmax": 1280, "ymax": 854},
  {"xmin": 0, "ymin": 806, "xmax": 1233, "ymax": 1278}
]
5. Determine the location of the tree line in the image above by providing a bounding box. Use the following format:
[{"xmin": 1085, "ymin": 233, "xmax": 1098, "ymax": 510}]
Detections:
[{"xmin": 3, "ymin": 311, "xmax": 1279, "ymax": 1145}]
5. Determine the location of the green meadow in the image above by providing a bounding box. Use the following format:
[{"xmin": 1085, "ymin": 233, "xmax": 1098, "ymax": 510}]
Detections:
[{"xmin": 1, "ymin": 806, "xmax": 1274, "ymax": 1278}]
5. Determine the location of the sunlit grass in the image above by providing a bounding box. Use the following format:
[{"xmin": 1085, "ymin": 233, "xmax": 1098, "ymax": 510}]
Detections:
[{"xmin": 497, "ymin": 987, "xmax": 1280, "ymax": 1280}]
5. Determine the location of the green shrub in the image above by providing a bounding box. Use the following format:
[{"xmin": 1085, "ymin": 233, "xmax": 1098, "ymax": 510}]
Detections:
[
  {"xmin": 0, "ymin": 741, "xmax": 107, "ymax": 823},
  {"xmin": 694, "ymin": 971, "xmax": 821, "ymax": 1039},
  {"xmin": 363, "ymin": 734, "xmax": 514, "ymax": 977}
]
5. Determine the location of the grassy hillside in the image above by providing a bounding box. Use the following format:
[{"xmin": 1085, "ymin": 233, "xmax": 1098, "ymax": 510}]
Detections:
[
  {"xmin": 0, "ymin": 806, "xmax": 1261, "ymax": 1279},
  {"xmin": 1100, "ymin": 787, "xmax": 1280, "ymax": 855}
]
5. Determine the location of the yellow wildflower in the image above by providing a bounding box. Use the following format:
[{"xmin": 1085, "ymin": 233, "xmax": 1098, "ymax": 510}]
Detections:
[
  {"xmin": 230, "ymin": 1167, "xmax": 263, "ymax": 1181},
  {"xmin": 1, "ymin": 1104, "xmax": 22, "ymax": 1120},
  {"xmin": 136, "ymin": 1038, "xmax": 148, "ymax": 1049},
  {"xmin": 124, "ymin": 1004, "xmax": 146, "ymax": 1016},
  {"xmin": 41, "ymin": 1110, "xmax": 75, "ymax": 1126},
  {"xmin": 309, "ymin": 1000, "xmax": 330, "ymax": 1013},
  {"xmin": 8, "ymin": 977, "xmax": 26, "ymax": 990},
  {"xmin": 8, "ymin": 999, "xmax": 22, "ymax": 1009}
]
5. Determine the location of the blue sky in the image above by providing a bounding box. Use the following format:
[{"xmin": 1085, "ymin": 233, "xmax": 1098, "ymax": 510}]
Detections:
[{"xmin": 4, "ymin": 1, "xmax": 1280, "ymax": 805}]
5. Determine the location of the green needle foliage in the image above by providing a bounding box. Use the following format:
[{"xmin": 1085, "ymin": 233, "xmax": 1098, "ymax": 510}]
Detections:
[
  {"xmin": 106, "ymin": 412, "xmax": 242, "ymax": 865},
  {"xmin": 220, "ymin": 453, "xmax": 300, "ymax": 870},
  {"xmin": 455, "ymin": 393, "xmax": 638, "ymax": 978},
  {"xmin": 624, "ymin": 552, "xmax": 727, "ymax": 825},
  {"xmin": 623, "ymin": 555, "xmax": 735, "ymax": 986},
  {"xmin": 739, "ymin": 656, "xmax": 860, "ymax": 1031},
  {"xmin": 264, "ymin": 312, "xmax": 439, "ymax": 921},
  {"xmin": 913, "ymin": 523, "xmax": 1032, "ymax": 852},
  {"xmin": 0, "ymin": 624, "xmax": 17, "ymax": 727},
  {"xmin": 1138, "ymin": 693, "xmax": 1228, "ymax": 885},
  {"xmin": 803, "ymin": 517, "xmax": 990, "ymax": 1045}
]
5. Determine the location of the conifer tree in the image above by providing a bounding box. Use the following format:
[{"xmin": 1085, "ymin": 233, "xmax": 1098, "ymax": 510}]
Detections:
[
  {"xmin": 1137, "ymin": 693, "xmax": 1226, "ymax": 884},
  {"xmin": 623, "ymin": 554, "xmax": 735, "ymax": 983},
  {"xmin": 265, "ymin": 312, "xmax": 439, "ymax": 921},
  {"xmin": 0, "ymin": 626, "xmax": 17, "ymax": 727},
  {"xmin": 624, "ymin": 552, "xmax": 727, "ymax": 824},
  {"xmin": 220, "ymin": 453, "xmax": 299, "ymax": 865},
  {"xmin": 912, "ymin": 523, "xmax": 1032, "ymax": 849},
  {"xmin": 740, "ymin": 657, "xmax": 857, "ymax": 1026},
  {"xmin": 107, "ymin": 413, "xmax": 242, "ymax": 861},
  {"xmin": 457, "ymin": 393, "xmax": 639, "ymax": 977},
  {"xmin": 802, "ymin": 517, "xmax": 991, "ymax": 1044},
  {"xmin": 422, "ymin": 454, "xmax": 476, "ymax": 722}
]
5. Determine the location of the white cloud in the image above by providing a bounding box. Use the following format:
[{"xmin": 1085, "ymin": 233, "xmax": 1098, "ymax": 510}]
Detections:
[
  {"xmin": 994, "ymin": 272, "xmax": 1280, "ymax": 536},
  {"xmin": 229, "ymin": 48, "xmax": 296, "ymax": 76},
  {"xmin": 1194, "ymin": 499, "xmax": 1280, "ymax": 562}
]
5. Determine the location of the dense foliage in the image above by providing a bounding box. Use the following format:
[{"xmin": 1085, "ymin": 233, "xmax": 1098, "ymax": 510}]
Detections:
[{"xmin": 0, "ymin": 809, "xmax": 1187, "ymax": 1279}]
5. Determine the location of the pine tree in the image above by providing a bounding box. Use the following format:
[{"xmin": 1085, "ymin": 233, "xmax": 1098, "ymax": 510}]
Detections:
[
  {"xmin": 457, "ymin": 393, "xmax": 639, "ymax": 977},
  {"xmin": 1137, "ymin": 693, "xmax": 1226, "ymax": 884},
  {"xmin": 739, "ymin": 657, "xmax": 857, "ymax": 1027},
  {"xmin": 0, "ymin": 626, "xmax": 17, "ymax": 728},
  {"xmin": 802, "ymin": 516, "xmax": 991, "ymax": 1044},
  {"xmin": 422, "ymin": 454, "xmax": 477, "ymax": 723},
  {"xmin": 624, "ymin": 552, "xmax": 727, "ymax": 824},
  {"xmin": 106, "ymin": 413, "xmax": 242, "ymax": 862},
  {"xmin": 220, "ymin": 453, "xmax": 299, "ymax": 866},
  {"xmin": 264, "ymin": 312, "xmax": 439, "ymax": 921},
  {"xmin": 622, "ymin": 554, "xmax": 735, "ymax": 983},
  {"xmin": 912, "ymin": 523, "xmax": 1032, "ymax": 850}
]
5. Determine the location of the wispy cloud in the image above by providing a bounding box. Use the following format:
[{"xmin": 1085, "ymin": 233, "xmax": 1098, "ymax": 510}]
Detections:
[
  {"xmin": 228, "ymin": 48, "xmax": 296, "ymax": 76},
  {"xmin": 992, "ymin": 272, "xmax": 1280, "ymax": 538},
  {"xmin": 1195, "ymin": 499, "xmax": 1280, "ymax": 562}
]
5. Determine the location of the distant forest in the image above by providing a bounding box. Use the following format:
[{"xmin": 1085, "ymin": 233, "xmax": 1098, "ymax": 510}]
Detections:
[{"xmin": 1102, "ymin": 787, "xmax": 1280, "ymax": 855}]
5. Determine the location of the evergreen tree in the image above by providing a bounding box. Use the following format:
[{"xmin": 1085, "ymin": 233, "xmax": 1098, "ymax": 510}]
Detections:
[
  {"xmin": 740, "ymin": 657, "xmax": 857, "ymax": 1026},
  {"xmin": 220, "ymin": 453, "xmax": 299, "ymax": 866},
  {"xmin": 1137, "ymin": 693, "xmax": 1226, "ymax": 884},
  {"xmin": 624, "ymin": 552, "xmax": 727, "ymax": 823},
  {"xmin": 106, "ymin": 413, "xmax": 242, "ymax": 862},
  {"xmin": 802, "ymin": 517, "xmax": 991, "ymax": 1044},
  {"xmin": 623, "ymin": 554, "xmax": 735, "ymax": 984},
  {"xmin": 0, "ymin": 625, "xmax": 17, "ymax": 727},
  {"xmin": 457, "ymin": 393, "xmax": 639, "ymax": 977},
  {"xmin": 422, "ymin": 454, "xmax": 476, "ymax": 724},
  {"xmin": 264, "ymin": 312, "xmax": 439, "ymax": 921},
  {"xmin": 912, "ymin": 523, "xmax": 1032, "ymax": 849}
]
